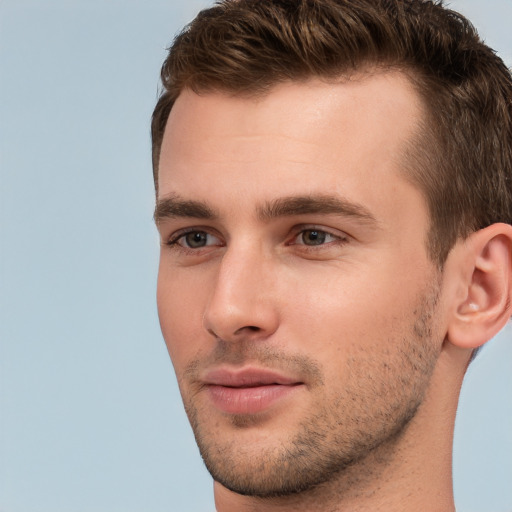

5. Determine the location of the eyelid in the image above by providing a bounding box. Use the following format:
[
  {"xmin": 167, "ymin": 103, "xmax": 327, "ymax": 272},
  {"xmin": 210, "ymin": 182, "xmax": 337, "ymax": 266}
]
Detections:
[
  {"xmin": 166, "ymin": 226, "xmax": 223, "ymax": 247},
  {"xmin": 287, "ymin": 224, "xmax": 349, "ymax": 245},
  {"xmin": 162, "ymin": 223, "xmax": 349, "ymax": 253}
]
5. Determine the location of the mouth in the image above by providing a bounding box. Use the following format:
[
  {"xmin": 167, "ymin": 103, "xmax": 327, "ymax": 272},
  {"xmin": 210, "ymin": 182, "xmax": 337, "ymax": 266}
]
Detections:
[{"xmin": 202, "ymin": 367, "xmax": 304, "ymax": 415}]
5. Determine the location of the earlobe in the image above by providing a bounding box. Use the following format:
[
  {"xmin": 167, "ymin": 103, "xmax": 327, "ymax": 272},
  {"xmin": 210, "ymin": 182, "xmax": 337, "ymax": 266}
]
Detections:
[{"xmin": 447, "ymin": 223, "xmax": 512, "ymax": 349}]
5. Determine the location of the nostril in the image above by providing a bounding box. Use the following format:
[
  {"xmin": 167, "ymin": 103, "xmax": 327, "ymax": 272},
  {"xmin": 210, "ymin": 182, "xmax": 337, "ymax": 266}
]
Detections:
[
  {"xmin": 234, "ymin": 325, "xmax": 261, "ymax": 335},
  {"xmin": 206, "ymin": 327, "xmax": 221, "ymax": 340},
  {"xmin": 207, "ymin": 325, "xmax": 260, "ymax": 339}
]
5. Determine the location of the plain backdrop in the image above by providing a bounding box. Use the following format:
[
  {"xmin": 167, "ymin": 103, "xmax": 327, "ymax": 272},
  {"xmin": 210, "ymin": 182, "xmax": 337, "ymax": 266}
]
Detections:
[{"xmin": 1, "ymin": 1, "xmax": 511, "ymax": 511}]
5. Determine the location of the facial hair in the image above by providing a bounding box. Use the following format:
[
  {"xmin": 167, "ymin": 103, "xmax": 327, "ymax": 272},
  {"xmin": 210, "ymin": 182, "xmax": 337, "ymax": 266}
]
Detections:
[{"xmin": 177, "ymin": 286, "xmax": 441, "ymax": 499}]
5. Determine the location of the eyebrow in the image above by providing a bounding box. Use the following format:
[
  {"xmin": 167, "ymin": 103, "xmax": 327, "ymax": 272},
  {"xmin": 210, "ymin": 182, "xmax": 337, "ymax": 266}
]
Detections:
[
  {"xmin": 154, "ymin": 193, "xmax": 377, "ymax": 226},
  {"xmin": 154, "ymin": 195, "xmax": 217, "ymax": 223},
  {"xmin": 257, "ymin": 195, "xmax": 378, "ymax": 225}
]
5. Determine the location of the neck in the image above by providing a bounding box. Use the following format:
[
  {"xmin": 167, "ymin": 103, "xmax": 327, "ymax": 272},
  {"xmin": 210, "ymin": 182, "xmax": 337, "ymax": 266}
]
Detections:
[{"xmin": 214, "ymin": 344, "xmax": 470, "ymax": 512}]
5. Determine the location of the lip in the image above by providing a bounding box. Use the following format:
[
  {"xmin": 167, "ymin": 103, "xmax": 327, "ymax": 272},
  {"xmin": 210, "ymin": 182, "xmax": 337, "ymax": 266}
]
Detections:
[
  {"xmin": 202, "ymin": 367, "xmax": 303, "ymax": 415},
  {"xmin": 204, "ymin": 367, "xmax": 300, "ymax": 387}
]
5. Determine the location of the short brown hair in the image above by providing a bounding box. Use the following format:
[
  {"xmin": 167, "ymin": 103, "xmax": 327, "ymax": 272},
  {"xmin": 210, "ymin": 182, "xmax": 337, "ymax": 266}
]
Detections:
[{"xmin": 151, "ymin": 0, "xmax": 512, "ymax": 265}]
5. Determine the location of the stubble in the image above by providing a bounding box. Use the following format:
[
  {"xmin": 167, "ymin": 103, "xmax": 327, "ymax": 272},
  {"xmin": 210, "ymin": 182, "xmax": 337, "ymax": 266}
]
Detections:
[{"xmin": 178, "ymin": 284, "xmax": 441, "ymax": 499}]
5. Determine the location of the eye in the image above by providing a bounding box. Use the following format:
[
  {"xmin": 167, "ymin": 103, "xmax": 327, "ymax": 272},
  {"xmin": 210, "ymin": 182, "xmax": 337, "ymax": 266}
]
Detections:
[
  {"xmin": 168, "ymin": 230, "xmax": 222, "ymax": 250},
  {"xmin": 183, "ymin": 231, "xmax": 209, "ymax": 248},
  {"xmin": 294, "ymin": 229, "xmax": 341, "ymax": 246}
]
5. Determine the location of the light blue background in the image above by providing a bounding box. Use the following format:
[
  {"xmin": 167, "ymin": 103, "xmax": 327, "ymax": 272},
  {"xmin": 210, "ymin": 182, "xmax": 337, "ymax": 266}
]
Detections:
[{"xmin": 0, "ymin": 1, "xmax": 511, "ymax": 511}]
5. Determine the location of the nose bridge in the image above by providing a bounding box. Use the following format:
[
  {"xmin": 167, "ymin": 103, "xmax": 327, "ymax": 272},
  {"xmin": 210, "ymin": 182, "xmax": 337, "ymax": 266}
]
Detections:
[{"xmin": 204, "ymin": 240, "xmax": 278, "ymax": 340}]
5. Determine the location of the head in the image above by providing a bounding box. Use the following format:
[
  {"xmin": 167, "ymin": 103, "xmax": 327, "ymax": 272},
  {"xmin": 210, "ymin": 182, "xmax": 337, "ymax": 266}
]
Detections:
[
  {"xmin": 152, "ymin": 0, "xmax": 512, "ymax": 266},
  {"xmin": 152, "ymin": 0, "xmax": 512, "ymax": 505}
]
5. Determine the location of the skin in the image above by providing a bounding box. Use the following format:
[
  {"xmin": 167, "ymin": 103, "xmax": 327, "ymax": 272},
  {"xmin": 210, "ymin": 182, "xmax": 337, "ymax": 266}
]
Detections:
[{"xmin": 155, "ymin": 73, "xmax": 510, "ymax": 511}]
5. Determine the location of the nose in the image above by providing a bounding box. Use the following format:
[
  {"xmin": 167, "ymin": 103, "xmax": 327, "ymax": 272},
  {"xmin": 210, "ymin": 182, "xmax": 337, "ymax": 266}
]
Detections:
[{"xmin": 203, "ymin": 245, "xmax": 280, "ymax": 342}]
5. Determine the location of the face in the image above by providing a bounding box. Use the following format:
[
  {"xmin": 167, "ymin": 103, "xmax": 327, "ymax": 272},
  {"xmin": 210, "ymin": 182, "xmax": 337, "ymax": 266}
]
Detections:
[{"xmin": 156, "ymin": 74, "xmax": 446, "ymax": 497}]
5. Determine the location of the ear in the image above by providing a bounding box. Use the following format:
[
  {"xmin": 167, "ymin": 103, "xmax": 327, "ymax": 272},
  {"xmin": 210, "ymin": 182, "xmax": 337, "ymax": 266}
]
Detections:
[{"xmin": 447, "ymin": 223, "xmax": 512, "ymax": 349}]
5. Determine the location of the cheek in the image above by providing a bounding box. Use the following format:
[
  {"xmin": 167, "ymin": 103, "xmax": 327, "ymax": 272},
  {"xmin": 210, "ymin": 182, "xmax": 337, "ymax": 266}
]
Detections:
[
  {"xmin": 156, "ymin": 264, "xmax": 209, "ymax": 366},
  {"xmin": 282, "ymin": 259, "xmax": 428, "ymax": 359}
]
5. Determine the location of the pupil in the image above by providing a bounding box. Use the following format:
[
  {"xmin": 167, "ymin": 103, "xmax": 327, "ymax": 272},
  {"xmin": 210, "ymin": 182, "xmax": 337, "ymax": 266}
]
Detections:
[
  {"xmin": 186, "ymin": 232, "xmax": 207, "ymax": 248},
  {"xmin": 303, "ymin": 230, "xmax": 326, "ymax": 245}
]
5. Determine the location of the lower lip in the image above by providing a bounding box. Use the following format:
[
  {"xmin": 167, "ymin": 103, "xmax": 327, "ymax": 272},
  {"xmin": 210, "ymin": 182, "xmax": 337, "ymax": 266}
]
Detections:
[{"xmin": 206, "ymin": 384, "xmax": 301, "ymax": 415}]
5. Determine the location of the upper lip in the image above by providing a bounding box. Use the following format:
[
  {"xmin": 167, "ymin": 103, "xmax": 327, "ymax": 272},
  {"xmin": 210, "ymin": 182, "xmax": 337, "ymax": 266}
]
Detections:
[{"xmin": 203, "ymin": 367, "xmax": 301, "ymax": 388}]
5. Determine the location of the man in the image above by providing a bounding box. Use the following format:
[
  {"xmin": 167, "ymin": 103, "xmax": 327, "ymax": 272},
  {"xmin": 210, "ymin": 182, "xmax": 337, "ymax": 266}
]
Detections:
[{"xmin": 151, "ymin": 0, "xmax": 512, "ymax": 510}]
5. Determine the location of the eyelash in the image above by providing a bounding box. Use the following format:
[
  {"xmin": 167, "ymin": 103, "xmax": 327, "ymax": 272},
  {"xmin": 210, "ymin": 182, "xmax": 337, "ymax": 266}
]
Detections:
[
  {"xmin": 165, "ymin": 225, "xmax": 348, "ymax": 254},
  {"xmin": 288, "ymin": 226, "xmax": 348, "ymax": 248},
  {"xmin": 166, "ymin": 228, "xmax": 223, "ymax": 254}
]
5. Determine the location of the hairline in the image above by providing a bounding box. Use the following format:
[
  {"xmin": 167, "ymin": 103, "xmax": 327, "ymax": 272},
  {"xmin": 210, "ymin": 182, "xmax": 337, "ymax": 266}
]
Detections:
[{"xmin": 153, "ymin": 65, "xmax": 452, "ymax": 265}]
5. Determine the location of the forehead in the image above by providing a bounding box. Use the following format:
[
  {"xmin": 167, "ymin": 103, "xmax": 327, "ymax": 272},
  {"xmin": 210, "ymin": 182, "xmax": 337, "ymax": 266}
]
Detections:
[{"xmin": 157, "ymin": 73, "xmax": 425, "ymax": 222}]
